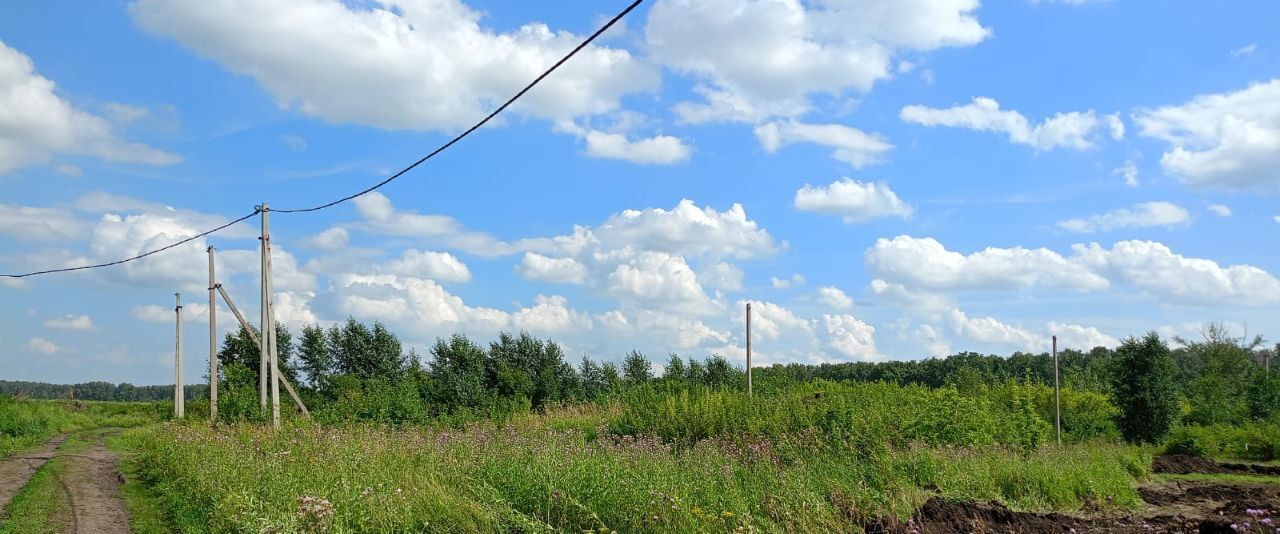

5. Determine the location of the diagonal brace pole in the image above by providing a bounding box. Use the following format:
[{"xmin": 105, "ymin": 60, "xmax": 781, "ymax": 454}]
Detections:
[{"xmin": 215, "ymin": 284, "xmax": 310, "ymax": 418}]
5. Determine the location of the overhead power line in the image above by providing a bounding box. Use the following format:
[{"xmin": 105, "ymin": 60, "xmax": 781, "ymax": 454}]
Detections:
[
  {"xmin": 1, "ymin": 208, "xmax": 261, "ymax": 279},
  {"xmin": 0, "ymin": 0, "xmax": 646, "ymax": 279},
  {"xmin": 275, "ymin": 0, "xmax": 645, "ymax": 213}
]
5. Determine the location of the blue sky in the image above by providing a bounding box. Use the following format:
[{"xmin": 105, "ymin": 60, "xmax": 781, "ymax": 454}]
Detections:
[{"xmin": 2, "ymin": 0, "xmax": 1279, "ymax": 385}]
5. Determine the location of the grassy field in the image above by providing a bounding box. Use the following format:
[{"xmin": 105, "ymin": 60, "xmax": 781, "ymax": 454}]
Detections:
[
  {"xmin": 0, "ymin": 397, "xmax": 165, "ymax": 458},
  {"xmin": 124, "ymin": 381, "xmax": 1150, "ymax": 533}
]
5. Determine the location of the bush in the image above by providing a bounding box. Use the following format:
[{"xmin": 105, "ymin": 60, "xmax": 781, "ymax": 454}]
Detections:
[
  {"xmin": 1165, "ymin": 421, "xmax": 1280, "ymax": 461},
  {"xmin": 1110, "ymin": 332, "xmax": 1180, "ymax": 443}
]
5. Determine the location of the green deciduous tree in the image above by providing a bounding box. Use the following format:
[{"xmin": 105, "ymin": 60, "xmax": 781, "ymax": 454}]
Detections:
[
  {"xmin": 622, "ymin": 350, "xmax": 652, "ymax": 384},
  {"xmin": 1110, "ymin": 332, "xmax": 1180, "ymax": 443}
]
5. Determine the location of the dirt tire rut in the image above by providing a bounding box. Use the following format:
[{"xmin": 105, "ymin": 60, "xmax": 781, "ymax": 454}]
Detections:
[
  {"xmin": 57, "ymin": 435, "xmax": 131, "ymax": 534},
  {"xmin": 0, "ymin": 435, "xmax": 66, "ymax": 513}
]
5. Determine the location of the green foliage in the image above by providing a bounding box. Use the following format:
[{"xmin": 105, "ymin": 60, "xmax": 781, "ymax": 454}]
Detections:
[
  {"xmin": 622, "ymin": 350, "xmax": 652, "ymax": 384},
  {"xmin": 129, "ymin": 419, "xmax": 1145, "ymax": 533},
  {"xmin": 1165, "ymin": 421, "xmax": 1280, "ymax": 461},
  {"xmin": 1246, "ymin": 371, "xmax": 1280, "ymax": 421},
  {"xmin": 1109, "ymin": 332, "xmax": 1180, "ymax": 443},
  {"xmin": 607, "ymin": 380, "xmax": 1078, "ymax": 450},
  {"xmin": 0, "ymin": 397, "xmax": 164, "ymax": 457}
]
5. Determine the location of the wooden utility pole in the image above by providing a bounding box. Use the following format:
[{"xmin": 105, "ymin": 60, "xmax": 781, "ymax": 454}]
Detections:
[
  {"xmin": 261, "ymin": 204, "xmax": 282, "ymax": 429},
  {"xmin": 208, "ymin": 246, "xmax": 218, "ymax": 422},
  {"xmin": 258, "ymin": 205, "xmax": 269, "ymax": 414},
  {"xmin": 746, "ymin": 302, "xmax": 752, "ymax": 397},
  {"xmin": 1052, "ymin": 335, "xmax": 1061, "ymax": 445},
  {"xmin": 174, "ymin": 292, "xmax": 184, "ymax": 419},
  {"xmin": 215, "ymin": 284, "xmax": 309, "ymax": 417}
]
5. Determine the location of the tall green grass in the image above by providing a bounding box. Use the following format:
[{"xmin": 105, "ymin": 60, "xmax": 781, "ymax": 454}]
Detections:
[
  {"xmin": 0, "ymin": 397, "xmax": 165, "ymax": 457},
  {"xmin": 1164, "ymin": 420, "xmax": 1280, "ymax": 461},
  {"xmin": 129, "ymin": 382, "xmax": 1146, "ymax": 533}
]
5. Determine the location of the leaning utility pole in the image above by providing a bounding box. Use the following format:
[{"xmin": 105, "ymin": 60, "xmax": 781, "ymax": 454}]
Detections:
[
  {"xmin": 745, "ymin": 302, "xmax": 753, "ymax": 397},
  {"xmin": 1052, "ymin": 335, "xmax": 1061, "ymax": 446},
  {"xmin": 215, "ymin": 284, "xmax": 309, "ymax": 418},
  {"xmin": 261, "ymin": 204, "xmax": 282, "ymax": 429},
  {"xmin": 208, "ymin": 246, "xmax": 218, "ymax": 422},
  {"xmin": 174, "ymin": 292, "xmax": 184, "ymax": 419}
]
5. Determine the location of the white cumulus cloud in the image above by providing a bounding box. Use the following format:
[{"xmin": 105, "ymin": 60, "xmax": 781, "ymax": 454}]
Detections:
[
  {"xmin": 794, "ymin": 178, "xmax": 912, "ymax": 223},
  {"xmin": 1056, "ymin": 201, "xmax": 1191, "ymax": 233},
  {"xmin": 755, "ymin": 121, "xmax": 893, "ymax": 168},
  {"xmin": 1133, "ymin": 79, "xmax": 1280, "ymax": 189},
  {"xmin": 43, "ymin": 315, "xmax": 93, "ymax": 330},
  {"xmin": 901, "ymin": 97, "xmax": 1112, "ymax": 150},
  {"xmin": 0, "ymin": 41, "xmax": 179, "ymax": 175},
  {"xmin": 130, "ymin": 0, "xmax": 657, "ymax": 131}
]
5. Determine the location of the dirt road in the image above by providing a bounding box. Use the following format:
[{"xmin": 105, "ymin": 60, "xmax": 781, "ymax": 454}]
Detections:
[
  {"xmin": 0, "ymin": 435, "xmax": 65, "ymax": 512},
  {"xmin": 0, "ymin": 431, "xmax": 131, "ymax": 533}
]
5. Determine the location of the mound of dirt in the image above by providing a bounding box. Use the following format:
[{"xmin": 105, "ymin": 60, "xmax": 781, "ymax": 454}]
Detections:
[
  {"xmin": 864, "ymin": 498, "xmax": 1092, "ymax": 534},
  {"xmin": 1152, "ymin": 454, "xmax": 1280, "ymax": 477},
  {"xmin": 867, "ymin": 479, "xmax": 1280, "ymax": 534},
  {"xmin": 1150, "ymin": 454, "xmax": 1228, "ymax": 474}
]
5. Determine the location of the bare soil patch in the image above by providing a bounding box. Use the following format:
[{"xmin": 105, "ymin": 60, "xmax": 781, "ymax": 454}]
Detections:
[
  {"xmin": 0, "ymin": 434, "xmax": 66, "ymax": 513},
  {"xmin": 1153, "ymin": 454, "xmax": 1280, "ymax": 477},
  {"xmin": 867, "ymin": 456, "xmax": 1280, "ymax": 533},
  {"xmin": 57, "ymin": 434, "xmax": 130, "ymax": 533}
]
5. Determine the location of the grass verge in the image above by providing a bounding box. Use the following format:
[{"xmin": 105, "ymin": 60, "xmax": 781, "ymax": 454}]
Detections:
[
  {"xmin": 0, "ymin": 458, "xmax": 66, "ymax": 534},
  {"xmin": 107, "ymin": 428, "xmax": 173, "ymax": 534}
]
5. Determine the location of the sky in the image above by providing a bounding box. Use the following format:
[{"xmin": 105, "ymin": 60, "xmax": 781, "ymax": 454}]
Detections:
[{"xmin": 2, "ymin": 0, "xmax": 1279, "ymax": 385}]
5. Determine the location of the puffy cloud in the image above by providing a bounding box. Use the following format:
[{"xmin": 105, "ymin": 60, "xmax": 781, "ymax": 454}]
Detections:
[
  {"xmin": 1048, "ymin": 321, "xmax": 1119, "ymax": 350},
  {"xmin": 28, "ymin": 337, "xmax": 58, "ymax": 354},
  {"xmin": 1072, "ymin": 240, "xmax": 1280, "ymax": 306},
  {"xmin": 329, "ymin": 273, "xmax": 508, "ymax": 337},
  {"xmin": 742, "ymin": 300, "xmax": 813, "ymax": 341},
  {"xmin": 696, "ymin": 262, "xmax": 744, "ymax": 292},
  {"xmin": 1208, "ymin": 204, "xmax": 1232, "ymax": 217},
  {"xmin": 1106, "ymin": 113, "xmax": 1125, "ymax": 140},
  {"xmin": 43, "ymin": 315, "xmax": 92, "ymax": 330},
  {"xmin": 794, "ymin": 178, "xmax": 912, "ymax": 223},
  {"xmin": 511, "ymin": 295, "xmax": 591, "ymax": 335},
  {"xmin": 1115, "ymin": 160, "xmax": 1139, "ymax": 187},
  {"xmin": 822, "ymin": 314, "xmax": 878, "ymax": 360},
  {"xmin": 599, "ymin": 308, "xmax": 729, "ymax": 350},
  {"xmin": 755, "ymin": 121, "xmax": 892, "ymax": 168},
  {"xmin": 557, "ymin": 121, "xmax": 692, "ymax": 165},
  {"xmin": 352, "ymin": 192, "xmax": 514, "ymax": 256},
  {"xmin": 0, "ymin": 205, "xmax": 88, "ymax": 241},
  {"xmin": 865, "ymin": 235, "xmax": 1109, "ymax": 293},
  {"xmin": 900, "ymin": 97, "xmax": 1111, "ymax": 150},
  {"xmin": 605, "ymin": 251, "xmax": 717, "ymax": 314},
  {"xmin": 0, "ymin": 41, "xmax": 180, "ymax": 175},
  {"xmin": 517, "ymin": 253, "xmax": 587, "ymax": 284},
  {"xmin": 770, "ymin": 274, "xmax": 805, "ymax": 289},
  {"xmin": 1056, "ymin": 201, "xmax": 1191, "ymax": 233},
  {"xmin": 869, "ymin": 235, "xmax": 1280, "ymax": 307},
  {"xmin": 647, "ymin": 0, "xmax": 988, "ymax": 123},
  {"xmin": 131, "ymin": 0, "xmax": 657, "ymax": 131},
  {"xmin": 384, "ymin": 249, "xmax": 471, "ymax": 283},
  {"xmin": 585, "ymin": 199, "xmax": 779, "ymax": 260},
  {"xmin": 817, "ymin": 286, "xmax": 853, "ymax": 310},
  {"xmin": 303, "ymin": 227, "xmax": 349, "ymax": 251},
  {"xmin": 915, "ymin": 324, "xmax": 950, "ymax": 357},
  {"xmin": 946, "ymin": 308, "xmax": 1041, "ymax": 352},
  {"xmin": 1132, "ymin": 79, "xmax": 1280, "ymax": 189}
]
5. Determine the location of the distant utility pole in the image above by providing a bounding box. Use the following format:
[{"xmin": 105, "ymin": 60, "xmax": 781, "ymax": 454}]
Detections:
[
  {"xmin": 745, "ymin": 302, "xmax": 753, "ymax": 397},
  {"xmin": 261, "ymin": 204, "xmax": 282, "ymax": 430},
  {"xmin": 1052, "ymin": 335, "xmax": 1061, "ymax": 446},
  {"xmin": 174, "ymin": 292, "xmax": 184, "ymax": 419},
  {"xmin": 207, "ymin": 246, "xmax": 218, "ymax": 423}
]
